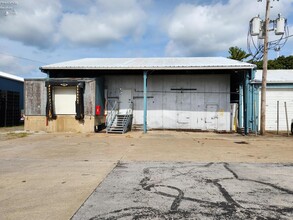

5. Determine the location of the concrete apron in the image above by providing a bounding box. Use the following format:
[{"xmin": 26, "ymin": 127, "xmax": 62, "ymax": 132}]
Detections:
[
  {"xmin": 0, "ymin": 131, "xmax": 292, "ymax": 220},
  {"xmin": 0, "ymin": 133, "xmax": 122, "ymax": 220}
]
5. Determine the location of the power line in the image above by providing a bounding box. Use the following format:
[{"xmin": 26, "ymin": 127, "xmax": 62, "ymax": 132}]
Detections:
[{"xmin": 0, "ymin": 52, "xmax": 48, "ymax": 64}]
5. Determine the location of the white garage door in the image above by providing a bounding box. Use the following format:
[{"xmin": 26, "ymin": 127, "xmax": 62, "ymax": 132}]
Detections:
[
  {"xmin": 264, "ymin": 88, "xmax": 293, "ymax": 131},
  {"xmin": 54, "ymin": 87, "xmax": 76, "ymax": 114}
]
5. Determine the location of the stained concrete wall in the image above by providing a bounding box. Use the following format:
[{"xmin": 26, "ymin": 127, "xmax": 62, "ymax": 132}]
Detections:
[{"xmin": 24, "ymin": 115, "xmax": 97, "ymax": 133}]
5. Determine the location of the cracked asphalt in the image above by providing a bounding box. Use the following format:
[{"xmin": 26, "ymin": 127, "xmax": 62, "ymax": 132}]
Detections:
[{"xmin": 72, "ymin": 162, "xmax": 293, "ymax": 220}]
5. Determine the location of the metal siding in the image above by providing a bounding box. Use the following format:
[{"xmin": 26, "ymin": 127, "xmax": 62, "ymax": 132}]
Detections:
[
  {"xmin": 119, "ymin": 89, "xmax": 132, "ymax": 114},
  {"xmin": 147, "ymin": 74, "xmax": 163, "ymax": 129},
  {"xmin": 190, "ymin": 75, "xmax": 205, "ymax": 129},
  {"xmin": 134, "ymin": 75, "xmax": 144, "ymax": 125},
  {"xmin": 105, "ymin": 74, "xmax": 231, "ymax": 131},
  {"xmin": 94, "ymin": 78, "xmax": 104, "ymax": 115},
  {"xmin": 0, "ymin": 90, "xmax": 21, "ymax": 126},
  {"xmin": 260, "ymin": 88, "xmax": 293, "ymax": 131},
  {"xmin": 206, "ymin": 104, "xmax": 219, "ymax": 130},
  {"xmin": 217, "ymin": 75, "xmax": 230, "ymax": 131},
  {"xmin": 162, "ymin": 75, "xmax": 177, "ymax": 129},
  {"xmin": 84, "ymin": 80, "xmax": 96, "ymax": 115},
  {"xmin": 176, "ymin": 75, "xmax": 191, "ymax": 129},
  {"xmin": 24, "ymin": 80, "xmax": 46, "ymax": 116},
  {"xmin": 0, "ymin": 77, "xmax": 24, "ymax": 109},
  {"xmin": 105, "ymin": 75, "xmax": 142, "ymax": 124}
]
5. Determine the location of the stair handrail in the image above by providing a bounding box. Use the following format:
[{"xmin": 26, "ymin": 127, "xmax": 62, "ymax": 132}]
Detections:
[
  {"xmin": 122, "ymin": 101, "xmax": 133, "ymax": 133},
  {"xmin": 106, "ymin": 100, "xmax": 118, "ymax": 128}
]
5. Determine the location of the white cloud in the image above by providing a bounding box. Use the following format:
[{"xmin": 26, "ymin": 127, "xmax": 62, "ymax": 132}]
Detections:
[
  {"xmin": 0, "ymin": 54, "xmax": 15, "ymax": 67},
  {"xmin": 0, "ymin": 54, "xmax": 42, "ymax": 78},
  {"xmin": 165, "ymin": 0, "xmax": 293, "ymax": 57},
  {"xmin": 0, "ymin": 0, "xmax": 62, "ymax": 49},
  {"xmin": 59, "ymin": 0, "xmax": 146, "ymax": 46}
]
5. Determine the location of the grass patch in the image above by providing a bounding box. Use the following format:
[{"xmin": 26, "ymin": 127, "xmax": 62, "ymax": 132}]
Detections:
[{"xmin": 5, "ymin": 132, "xmax": 29, "ymax": 140}]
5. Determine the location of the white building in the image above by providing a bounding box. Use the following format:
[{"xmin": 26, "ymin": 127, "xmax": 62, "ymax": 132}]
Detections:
[{"xmin": 253, "ymin": 69, "xmax": 293, "ymax": 131}]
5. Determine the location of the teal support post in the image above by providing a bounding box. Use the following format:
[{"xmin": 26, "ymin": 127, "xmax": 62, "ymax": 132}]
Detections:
[
  {"xmin": 250, "ymin": 69, "xmax": 256, "ymax": 132},
  {"xmin": 251, "ymin": 68, "xmax": 256, "ymax": 81},
  {"xmin": 252, "ymin": 69, "xmax": 259, "ymax": 134},
  {"xmin": 244, "ymin": 71, "xmax": 249, "ymax": 135},
  {"xmin": 250, "ymin": 84, "xmax": 254, "ymax": 132},
  {"xmin": 143, "ymin": 71, "xmax": 148, "ymax": 133},
  {"xmin": 239, "ymin": 84, "xmax": 243, "ymax": 128},
  {"xmin": 253, "ymin": 84, "xmax": 260, "ymax": 133}
]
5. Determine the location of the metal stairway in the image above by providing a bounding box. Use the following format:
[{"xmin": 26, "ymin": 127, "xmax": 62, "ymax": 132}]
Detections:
[
  {"xmin": 106, "ymin": 101, "xmax": 133, "ymax": 134},
  {"xmin": 107, "ymin": 114, "xmax": 133, "ymax": 133}
]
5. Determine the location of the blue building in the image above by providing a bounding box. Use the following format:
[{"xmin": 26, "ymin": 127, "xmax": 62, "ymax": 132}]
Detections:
[{"xmin": 0, "ymin": 71, "xmax": 24, "ymax": 127}]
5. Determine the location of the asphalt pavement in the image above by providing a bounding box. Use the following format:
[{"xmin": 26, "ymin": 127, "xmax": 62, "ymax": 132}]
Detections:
[{"xmin": 72, "ymin": 162, "xmax": 293, "ymax": 220}]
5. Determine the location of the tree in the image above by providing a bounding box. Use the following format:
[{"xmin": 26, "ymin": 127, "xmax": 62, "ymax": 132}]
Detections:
[
  {"xmin": 228, "ymin": 46, "xmax": 251, "ymax": 61},
  {"xmin": 252, "ymin": 55, "xmax": 293, "ymax": 69}
]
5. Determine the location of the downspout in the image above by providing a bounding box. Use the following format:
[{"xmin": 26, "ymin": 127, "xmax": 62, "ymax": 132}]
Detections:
[
  {"xmin": 239, "ymin": 83, "xmax": 243, "ymax": 129},
  {"xmin": 143, "ymin": 71, "xmax": 148, "ymax": 133}
]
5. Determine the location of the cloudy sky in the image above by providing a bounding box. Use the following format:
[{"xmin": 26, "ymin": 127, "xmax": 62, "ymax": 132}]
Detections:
[{"xmin": 0, "ymin": 0, "xmax": 292, "ymax": 78}]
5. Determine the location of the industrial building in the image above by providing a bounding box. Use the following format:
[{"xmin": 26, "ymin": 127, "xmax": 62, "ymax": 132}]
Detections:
[
  {"xmin": 252, "ymin": 69, "xmax": 293, "ymax": 131},
  {"xmin": 24, "ymin": 57, "xmax": 257, "ymax": 134},
  {"xmin": 0, "ymin": 71, "xmax": 24, "ymax": 127}
]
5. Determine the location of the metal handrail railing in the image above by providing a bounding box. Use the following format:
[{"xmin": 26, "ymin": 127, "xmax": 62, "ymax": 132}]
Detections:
[
  {"xmin": 106, "ymin": 100, "xmax": 118, "ymax": 129},
  {"xmin": 122, "ymin": 102, "xmax": 133, "ymax": 133}
]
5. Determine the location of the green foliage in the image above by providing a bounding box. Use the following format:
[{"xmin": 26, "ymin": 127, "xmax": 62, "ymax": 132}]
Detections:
[
  {"xmin": 228, "ymin": 46, "xmax": 251, "ymax": 61},
  {"xmin": 252, "ymin": 55, "xmax": 293, "ymax": 69},
  {"xmin": 4, "ymin": 132, "xmax": 29, "ymax": 140}
]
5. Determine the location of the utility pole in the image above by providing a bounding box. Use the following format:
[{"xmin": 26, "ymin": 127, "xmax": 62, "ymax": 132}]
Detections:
[
  {"xmin": 249, "ymin": 0, "xmax": 287, "ymax": 135},
  {"xmin": 260, "ymin": 0, "xmax": 270, "ymax": 135}
]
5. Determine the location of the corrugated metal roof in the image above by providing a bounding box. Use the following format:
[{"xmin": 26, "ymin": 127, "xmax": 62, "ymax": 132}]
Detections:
[
  {"xmin": 254, "ymin": 70, "xmax": 293, "ymax": 83},
  {"xmin": 40, "ymin": 57, "xmax": 256, "ymax": 71},
  {"xmin": 0, "ymin": 71, "xmax": 24, "ymax": 82}
]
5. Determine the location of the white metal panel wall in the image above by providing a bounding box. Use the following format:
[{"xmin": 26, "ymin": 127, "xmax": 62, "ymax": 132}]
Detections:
[
  {"xmin": 105, "ymin": 75, "xmax": 143, "ymax": 125},
  {"xmin": 259, "ymin": 88, "xmax": 293, "ymax": 131},
  {"xmin": 105, "ymin": 74, "xmax": 230, "ymax": 131}
]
